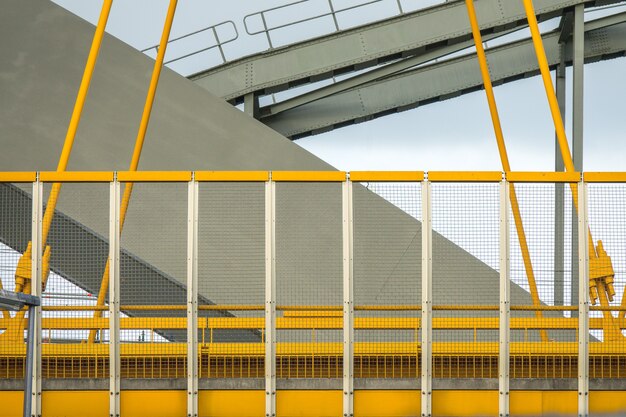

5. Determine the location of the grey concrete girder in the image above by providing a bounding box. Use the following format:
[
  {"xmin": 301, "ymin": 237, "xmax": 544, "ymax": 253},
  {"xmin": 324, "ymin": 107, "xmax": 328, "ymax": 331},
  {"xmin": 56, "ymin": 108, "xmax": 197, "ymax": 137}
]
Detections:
[
  {"xmin": 190, "ymin": 0, "xmax": 622, "ymax": 103},
  {"xmin": 262, "ymin": 14, "xmax": 626, "ymax": 139}
]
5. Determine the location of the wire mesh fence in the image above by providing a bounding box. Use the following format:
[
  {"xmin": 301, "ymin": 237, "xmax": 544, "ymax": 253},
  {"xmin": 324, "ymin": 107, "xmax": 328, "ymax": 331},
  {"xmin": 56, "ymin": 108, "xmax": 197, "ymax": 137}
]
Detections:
[
  {"xmin": 509, "ymin": 183, "xmax": 578, "ymax": 381},
  {"xmin": 431, "ymin": 182, "xmax": 500, "ymax": 380},
  {"xmin": 198, "ymin": 182, "xmax": 265, "ymax": 379},
  {"xmin": 587, "ymin": 183, "xmax": 626, "ymax": 379},
  {"xmin": 0, "ymin": 183, "xmax": 33, "ymax": 379},
  {"xmin": 353, "ymin": 182, "xmax": 421, "ymax": 379},
  {"xmin": 119, "ymin": 182, "xmax": 187, "ymax": 379},
  {"xmin": 275, "ymin": 182, "xmax": 343, "ymax": 379}
]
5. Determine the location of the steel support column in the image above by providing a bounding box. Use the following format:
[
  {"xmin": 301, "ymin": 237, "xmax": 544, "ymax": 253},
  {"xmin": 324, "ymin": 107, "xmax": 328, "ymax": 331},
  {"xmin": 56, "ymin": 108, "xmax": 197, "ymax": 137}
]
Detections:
[
  {"xmin": 421, "ymin": 180, "xmax": 432, "ymax": 417},
  {"xmin": 186, "ymin": 178, "xmax": 199, "ymax": 417},
  {"xmin": 109, "ymin": 178, "xmax": 121, "ymax": 417},
  {"xmin": 265, "ymin": 178, "xmax": 276, "ymax": 417},
  {"xmin": 577, "ymin": 181, "xmax": 589, "ymax": 417},
  {"xmin": 554, "ymin": 42, "xmax": 566, "ymax": 307},
  {"xmin": 342, "ymin": 178, "xmax": 354, "ymax": 417},
  {"xmin": 571, "ymin": 4, "xmax": 585, "ymax": 315},
  {"xmin": 28, "ymin": 180, "xmax": 43, "ymax": 417},
  {"xmin": 499, "ymin": 180, "xmax": 510, "ymax": 417}
]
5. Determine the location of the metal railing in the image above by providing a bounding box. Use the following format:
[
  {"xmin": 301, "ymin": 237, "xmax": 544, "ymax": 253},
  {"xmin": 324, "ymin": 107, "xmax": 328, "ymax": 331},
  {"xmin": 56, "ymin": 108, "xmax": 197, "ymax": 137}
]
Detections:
[
  {"xmin": 244, "ymin": 0, "xmax": 404, "ymax": 49},
  {"xmin": 141, "ymin": 20, "xmax": 238, "ymax": 65}
]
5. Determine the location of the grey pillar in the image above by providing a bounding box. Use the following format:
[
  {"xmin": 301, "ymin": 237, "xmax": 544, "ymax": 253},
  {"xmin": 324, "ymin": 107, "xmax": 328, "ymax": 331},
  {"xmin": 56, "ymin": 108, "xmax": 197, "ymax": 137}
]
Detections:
[
  {"xmin": 554, "ymin": 42, "xmax": 566, "ymax": 307},
  {"xmin": 571, "ymin": 4, "xmax": 584, "ymax": 315},
  {"xmin": 244, "ymin": 93, "xmax": 260, "ymax": 119}
]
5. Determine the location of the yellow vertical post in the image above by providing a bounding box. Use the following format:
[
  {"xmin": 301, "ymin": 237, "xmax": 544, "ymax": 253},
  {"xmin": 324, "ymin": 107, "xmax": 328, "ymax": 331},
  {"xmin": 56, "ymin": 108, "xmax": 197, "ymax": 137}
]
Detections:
[
  {"xmin": 88, "ymin": 0, "xmax": 179, "ymax": 343},
  {"xmin": 522, "ymin": 0, "xmax": 623, "ymax": 340},
  {"xmin": 465, "ymin": 0, "xmax": 548, "ymax": 341},
  {"xmin": 1, "ymin": 0, "xmax": 113, "ymax": 342}
]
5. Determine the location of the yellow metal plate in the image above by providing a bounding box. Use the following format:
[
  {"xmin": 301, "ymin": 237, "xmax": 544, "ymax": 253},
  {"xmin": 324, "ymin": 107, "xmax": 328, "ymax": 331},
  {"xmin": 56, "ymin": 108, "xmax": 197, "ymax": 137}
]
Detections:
[
  {"xmin": 195, "ymin": 171, "xmax": 269, "ymax": 182},
  {"xmin": 39, "ymin": 171, "xmax": 114, "ymax": 182},
  {"xmin": 350, "ymin": 171, "xmax": 425, "ymax": 182},
  {"xmin": 0, "ymin": 172, "xmax": 37, "ymax": 182},
  {"xmin": 506, "ymin": 171, "xmax": 581, "ymax": 183},
  {"xmin": 272, "ymin": 171, "xmax": 346, "ymax": 182},
  {"xmin": 584, "ymin": 172, "xmax": 626, "ymax": 182},
  {"xmin": 428, "ymin": 171, "xmax": 502, "ymax": 182},
  {"xmin": 117, "ymin": 171, "xmax": 192, "ymax": 182}
]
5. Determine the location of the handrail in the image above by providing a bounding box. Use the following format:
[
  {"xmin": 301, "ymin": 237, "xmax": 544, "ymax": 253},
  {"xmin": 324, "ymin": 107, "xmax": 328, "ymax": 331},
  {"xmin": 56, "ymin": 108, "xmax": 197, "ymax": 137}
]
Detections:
[
  {"xmin": 141, "ymin": 20, "xmax": 238, "ymax": 65},
  {"xmin": 244, "ymin": 0, "xmax": 403, "ymax": 49}
]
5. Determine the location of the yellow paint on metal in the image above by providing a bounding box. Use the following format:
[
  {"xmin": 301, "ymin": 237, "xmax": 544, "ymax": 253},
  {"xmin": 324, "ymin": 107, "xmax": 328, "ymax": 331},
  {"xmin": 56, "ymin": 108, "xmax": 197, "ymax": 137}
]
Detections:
[
  {"xmin": 1, "ymin": 390, "xmax": 624, "ymax": 417},
  {"xmin": 0, "ymin": 172, "xmax": 37, "ymax": 182},
  {"xmin": 349, "ymin": 171, "xmax": 425, "ymax": 182},
  {"xmin": 584, "ymin": 172, "xmax": 626, "ymax": 182},
  {"xmin": 38, "ymin": 171, "xmax": 114, "ymax": 182},
  {"xmin": 277, "ymin": 390, "xmax": 341, "ymax": 417},
  {"xmin": 199, "ymin": 391, "xmax": 264, "ymax": 417},
  {"xmin": 116, "ymin": 171, "xmax": 192, "ymax": 182},
  {"xmin": 506, "ymin": 171, "xmax": 580, "ymax": 183},
  {"xmin": 427, "ymin": 171, "xmax": 502, "ymax": 182},
  {"xmin": 271, "ymin": 171, "xmax": 347, "ymax": 182},
  {"xmin": 195, "ymin": 171, "xmax": 270, "ymax": 182},
  {"xmin": 89, "ymin": 0, "xmax": 179, "ymax": 343}
]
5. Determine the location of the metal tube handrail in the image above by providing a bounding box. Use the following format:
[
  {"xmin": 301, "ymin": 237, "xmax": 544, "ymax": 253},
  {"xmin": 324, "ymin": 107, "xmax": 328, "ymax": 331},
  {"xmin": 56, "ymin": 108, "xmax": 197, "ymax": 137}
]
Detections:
[
  {"xmin": 244, "ymin": 0, "xmax": 400, "ymax": 49},
  {"xmin": 141, "ymin": 20, "xmax": 238, "ymax": 65}
]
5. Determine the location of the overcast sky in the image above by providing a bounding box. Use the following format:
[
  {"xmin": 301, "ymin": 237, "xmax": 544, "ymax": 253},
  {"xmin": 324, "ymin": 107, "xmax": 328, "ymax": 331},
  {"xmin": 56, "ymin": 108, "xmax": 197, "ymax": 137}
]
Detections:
[{"xmin": 51, "ymin": 0, "xmax": 626, "ymax": 172}]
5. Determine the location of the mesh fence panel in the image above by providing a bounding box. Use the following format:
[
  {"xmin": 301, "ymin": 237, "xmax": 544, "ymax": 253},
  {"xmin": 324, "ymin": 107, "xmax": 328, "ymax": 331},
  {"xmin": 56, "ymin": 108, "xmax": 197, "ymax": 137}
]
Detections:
[
  {"xmin": 353, "ymin": 182, "xmax": 421, "ymax": 379},
  {"xmin": 119, "ymin": 182, "xmax": 187, "ymax": 379},
  {"xmin": 0, "ymin": 183, "xmax": 32, "ymax": 379},
  {"xmin": 509, "ymin": 183, "xmax": 577, "ymax": 382},
  {"xmin": 198, "ymin": 182, "xmax": 265, "ymax": 379},
  {"xmin": 431, "ymin": 183, "xmax": 499, "ymax": 380},
  {"xmin": 587, "ymin": 184, "xmax": 626, "ymax": 379},
  {"xmin": 275, "ymin": 182, "xmax": 343, "ymax": 379},
  {"xmin": 40, "ymin": 183, "xmax": 109, "ymax": 379}
]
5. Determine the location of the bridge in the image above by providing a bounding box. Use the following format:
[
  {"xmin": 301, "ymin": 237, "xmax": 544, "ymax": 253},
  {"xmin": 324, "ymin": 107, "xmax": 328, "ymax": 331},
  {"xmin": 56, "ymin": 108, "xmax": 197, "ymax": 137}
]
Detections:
[{"xmin": 0, "ymin": 0, "xmax": 625, "ymax": 416}]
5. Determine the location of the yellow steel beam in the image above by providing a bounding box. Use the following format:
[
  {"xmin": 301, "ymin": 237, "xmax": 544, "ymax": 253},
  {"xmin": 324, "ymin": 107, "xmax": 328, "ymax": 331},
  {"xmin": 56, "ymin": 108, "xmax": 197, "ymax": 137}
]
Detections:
[
  {"xmin": 39, "ymin": 171, "xmax": 114, "ymax": 182},
  {"xmin": 349, "ymin": 171, "xmax": 425, "ymax": 182},
  {"xmin": 271, "ymin": 171, "xmax": 347, "ymax": 182},
  {"xmin": 195, "ymin": 171, "xmax": 270, "ymax": 182},
  {"xmin": 506, "ymin": 171, "xmax": 581, "ymax": 183},
  {"xmin": 88, "ymin": 0, "xmax": 179, "ymax": 343},
  {"xmin": 0, "ymin": 172, "xmax": 37, "ymax": 182},
  {"xmin": 116, "ymin": 171, "xmax": 191, "ymax": 182},
  {"xmin": 465, "ymin": 0, "xmax": 549, "ymax": 341},
  {"xmin": 584, "ymin": 172, "xmax": 626, "ymax": 183},
  {"xmin": 427, "ymin": 171, "xmax": 502, "ymax": 182}
]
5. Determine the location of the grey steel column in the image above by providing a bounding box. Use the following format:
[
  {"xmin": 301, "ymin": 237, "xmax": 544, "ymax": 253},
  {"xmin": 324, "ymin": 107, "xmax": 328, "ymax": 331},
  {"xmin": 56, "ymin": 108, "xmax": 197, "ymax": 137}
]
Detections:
[
  {"xmin": 244, "ymin": 93, "xmax": 260, "ymax": 119},
  {"xmin": 27, "ymin": 179, "xmax": 43, "ymax": 417},
  {"xmin": 499, "ymin": 180, "xmax": 510, "ymax": 417},
  {"xmin": 571, "ymin": 4, "xmax": 584, "ymax": 315},
  {"xmin": 109, "ymin": 178, "xmax": 121, "ymax": 417},
  {"xmin": 342, "ymin": 178, "xmax": 354, "ymax": 417},
  {"xmin": 421, "ymin": 180, "xmax": 432, "ymax": 417},
  {"xmin": 577, "ymin": 181, "xmax": 589, "ymax": 417},
  {"xmin": 265, "ymin": 178, "xmax": 276, "ymax": 417},
  {"xmin": 554, "ymin": 42, "xmax": 566, "ymax": 307},
  {"xmin": 187, "ymin": 178, "xmax": 199, "ymax": 417}
]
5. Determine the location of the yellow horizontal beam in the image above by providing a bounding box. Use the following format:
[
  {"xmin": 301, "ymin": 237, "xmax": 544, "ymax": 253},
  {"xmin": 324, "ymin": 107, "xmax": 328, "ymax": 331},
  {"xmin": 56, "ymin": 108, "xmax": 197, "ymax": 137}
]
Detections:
[
  {"xmin": 349, "ymin": 171, "xmax": 425, "ymax": 182},
  {"xmin": 195, "ymin": 171, "xmax": 269, "ymax": 182},
  {"xmin": 506, "ymin": 171, "xmax": 581, "ymax": 183},
  {"xmin": 39, "ymin": 171, "xmax": 114, "ymax": 182},
  {"xmin": 584, "ymin": 172, "xmax": 626, "ymax": 183},
  {"xmin": 0, "ymin": 172, "xmax": 37, "ymax": 182},
  {"xmin": 117, "ymin": 171, "xmax": 192, "ymax": 182},
  {"xmin": 428, "ymin": 171, "xmax": 502, "ymax": 182},
  {"xmin": 271, "ymin": 171, "xmax": 346, "ymax": 182}
]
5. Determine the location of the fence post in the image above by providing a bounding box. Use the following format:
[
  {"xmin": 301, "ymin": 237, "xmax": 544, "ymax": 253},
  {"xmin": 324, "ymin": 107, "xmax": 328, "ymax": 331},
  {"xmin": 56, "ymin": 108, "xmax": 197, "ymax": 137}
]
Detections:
[
  {"xmin": 577, "ymin": 181, "xmax": 589, "ymax": 417},
  {"xmin": 421, "ymin": 179, "xmax": 432, "ymax": 417},
  {"xmin": 499, "ymin": 179, "xmax": 510, "ymax": 417},
  {"xmin": 342, "ymin": 177, "xmax": 354, "ymax": 417},
  {"xmin": 29, "ymin": 178, "xmax": 43, "ymax": 417},
  {"xmin": 265, "ymin": 177, "xmax": 276, "ymax": 417},
  {"xmin": 187, "ymin": 176, "xmax": 199, "ymax": 417},
  {"xmin": 109, "ymin": 177, "xmax": 121, "ymax": 417}
]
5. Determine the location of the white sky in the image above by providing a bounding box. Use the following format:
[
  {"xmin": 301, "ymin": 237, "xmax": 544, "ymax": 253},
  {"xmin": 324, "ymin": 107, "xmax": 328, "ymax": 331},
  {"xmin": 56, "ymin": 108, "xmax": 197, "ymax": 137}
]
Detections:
[{"xmin": 51, "ymin": 0, "xmax": 626, "ymax": 173}]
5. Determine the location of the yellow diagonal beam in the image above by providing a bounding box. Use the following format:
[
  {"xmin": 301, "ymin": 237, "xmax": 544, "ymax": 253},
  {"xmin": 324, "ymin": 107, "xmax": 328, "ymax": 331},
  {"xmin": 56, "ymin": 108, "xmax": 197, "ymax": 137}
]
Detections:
[
  {"xmin": 522, "ymin": 0, "xmax": 623, "ymax": 340},
  {"xmin": 465, "ymin": 0, "xmax": 548, "ymax": 341},
  {"xmin": 88, "ymin": 0, "xmax": 179, "ymax": 343}
]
